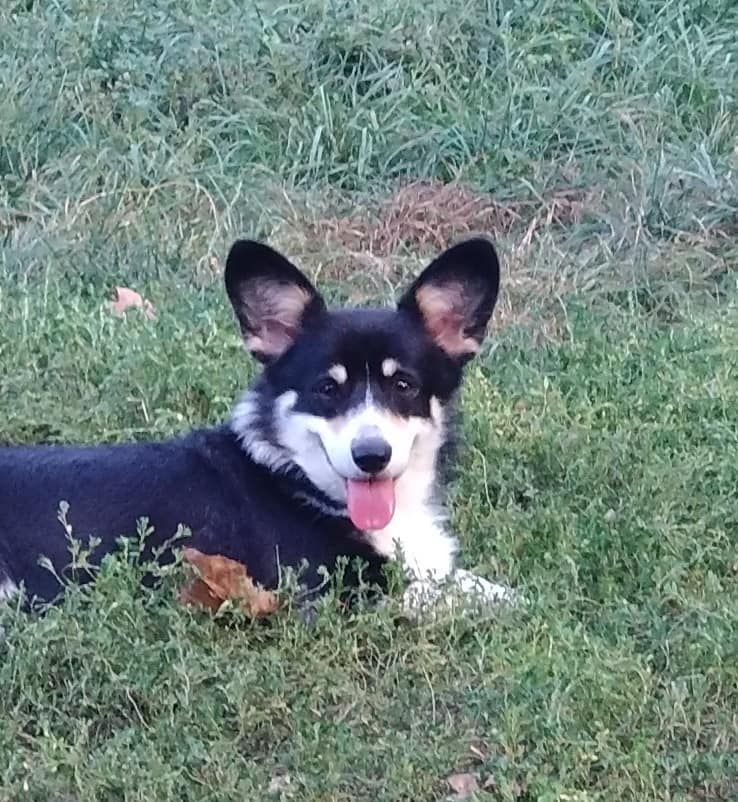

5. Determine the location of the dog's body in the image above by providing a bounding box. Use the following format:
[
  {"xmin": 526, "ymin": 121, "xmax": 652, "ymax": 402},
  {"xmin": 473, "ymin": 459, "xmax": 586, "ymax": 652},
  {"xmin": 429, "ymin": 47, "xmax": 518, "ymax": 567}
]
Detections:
[
  {"xmin": 0, "ymin": 428, "xmax": 387, "ymax": 603},
  {"xmin": 0, "ymin": 238, "xmax": 512, "ymax": 609}
]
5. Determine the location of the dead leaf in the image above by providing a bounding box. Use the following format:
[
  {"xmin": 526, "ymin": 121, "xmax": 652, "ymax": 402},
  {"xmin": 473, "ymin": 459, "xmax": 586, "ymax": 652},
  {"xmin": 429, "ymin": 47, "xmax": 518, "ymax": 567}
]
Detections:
[
  {"xmin": 178, "ymin": 576, "xmax": 223, "ymax": 612},
  {"xmin": 110, "ymin": 286, "xmax": 156, "ymax": 319},
  {"xmin": 447, "ymin": 772, "xmax": 479, "ymax": 799},
  {"xmin": 179, "ymin": 548, "xmax": 279, "ymax": 618}
]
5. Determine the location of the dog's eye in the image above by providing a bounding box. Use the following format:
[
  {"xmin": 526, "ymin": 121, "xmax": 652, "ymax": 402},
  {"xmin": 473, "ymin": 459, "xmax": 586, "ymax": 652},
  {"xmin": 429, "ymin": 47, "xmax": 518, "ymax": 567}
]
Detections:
[
  {"xmin": 393, "ymin": 376, "xmax": 419, "ymax": 397},
  {"xmin": 314, "ymin": 378, "xmax": 340, "ymax": 399}
]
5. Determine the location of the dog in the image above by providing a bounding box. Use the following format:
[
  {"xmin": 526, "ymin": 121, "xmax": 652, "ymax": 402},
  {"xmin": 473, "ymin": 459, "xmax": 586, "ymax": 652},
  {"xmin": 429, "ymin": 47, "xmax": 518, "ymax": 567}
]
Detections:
[{"xmin": 0, "ymin": 237, "xmax": 514, "ymax": 613}]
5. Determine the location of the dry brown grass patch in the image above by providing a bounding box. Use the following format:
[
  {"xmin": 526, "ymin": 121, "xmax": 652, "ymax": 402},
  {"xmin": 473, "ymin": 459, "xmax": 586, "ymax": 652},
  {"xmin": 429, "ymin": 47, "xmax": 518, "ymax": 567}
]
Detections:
[
  {"xmin": 264, "ymin": 177, "xmax": 730, "ymax": 342},
  {"xmin": 268, "ymin": 181, "xmax": 602, "ymax": 329},
  {"xmin": 314, "ymin": 180, "xmax": 519, "ymax": 256},
  {"xmin": 308, "ymin": 180, "xmax": 605, "ymax": 256}
]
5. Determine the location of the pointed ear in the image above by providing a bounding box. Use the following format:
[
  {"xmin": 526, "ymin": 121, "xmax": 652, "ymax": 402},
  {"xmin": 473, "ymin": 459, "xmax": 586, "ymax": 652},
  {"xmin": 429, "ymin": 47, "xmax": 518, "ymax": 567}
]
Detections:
[
  {"xmin": 225, "ymin": 240, "xmax": 326, "ymax": 362},
  {"xmin": 398, "ymin": 237, "xmax": 500, "ymax": 361}
]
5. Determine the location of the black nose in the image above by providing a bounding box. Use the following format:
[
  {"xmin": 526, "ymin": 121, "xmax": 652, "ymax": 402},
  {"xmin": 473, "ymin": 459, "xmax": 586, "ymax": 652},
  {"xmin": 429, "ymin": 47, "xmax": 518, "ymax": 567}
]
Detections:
[{"xmin": 351, "ymin": 435, "xmax": 392, "ymax": 474}]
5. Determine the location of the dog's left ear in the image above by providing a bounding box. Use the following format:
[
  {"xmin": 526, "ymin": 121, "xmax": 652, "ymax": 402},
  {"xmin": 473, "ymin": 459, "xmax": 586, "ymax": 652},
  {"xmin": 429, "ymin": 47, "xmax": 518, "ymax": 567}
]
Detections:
[{"xmin": 398, "ymin": 237, "xmax": 500, "ymax": 361}]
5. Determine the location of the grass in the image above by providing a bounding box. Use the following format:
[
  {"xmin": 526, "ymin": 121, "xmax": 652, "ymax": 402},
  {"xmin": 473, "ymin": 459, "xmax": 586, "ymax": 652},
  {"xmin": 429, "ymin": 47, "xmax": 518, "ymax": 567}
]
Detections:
[{"xmin": 1, "ymin": 0, "xmax": 737, "ymax": 800}]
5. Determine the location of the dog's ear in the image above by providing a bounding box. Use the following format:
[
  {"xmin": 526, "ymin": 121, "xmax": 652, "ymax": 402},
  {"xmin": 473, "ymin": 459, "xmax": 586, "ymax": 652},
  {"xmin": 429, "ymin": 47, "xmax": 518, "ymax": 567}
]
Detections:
[
  {"xmin": 225, "ymin": 240, "xmax": 326, "ymax": 362},
  {"xmin": 398, "ymin": 237, "xmax": 500, "ymax": 361}
]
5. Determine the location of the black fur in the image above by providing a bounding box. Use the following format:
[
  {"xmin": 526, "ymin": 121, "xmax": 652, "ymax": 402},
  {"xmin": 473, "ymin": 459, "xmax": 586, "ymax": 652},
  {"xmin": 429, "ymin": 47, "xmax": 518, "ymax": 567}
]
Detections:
[
  {"xmin": 0, "ymin": 428, "xmax": 384, "ymax": 603},
  {"xmin": 0, "ymin": 237, "xmax": 500, "ymax": 606}
]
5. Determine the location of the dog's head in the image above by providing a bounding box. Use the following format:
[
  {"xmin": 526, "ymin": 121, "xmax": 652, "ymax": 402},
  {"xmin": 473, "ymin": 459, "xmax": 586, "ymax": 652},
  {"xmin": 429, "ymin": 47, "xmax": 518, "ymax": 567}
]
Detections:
[{"xmin": 226, "ymin": 238, "xmax": 500, "ymax": 530}]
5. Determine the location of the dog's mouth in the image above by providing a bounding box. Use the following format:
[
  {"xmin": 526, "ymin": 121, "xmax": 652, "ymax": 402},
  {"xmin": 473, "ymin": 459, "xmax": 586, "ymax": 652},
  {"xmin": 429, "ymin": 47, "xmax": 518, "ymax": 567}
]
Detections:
[
  {"xmin": 312, "ymin": 435, "xmax": 398, "ymax": 530},
  {"xmin": 345, "ymin": 477, "xmax": 396, "ymax": 531}
]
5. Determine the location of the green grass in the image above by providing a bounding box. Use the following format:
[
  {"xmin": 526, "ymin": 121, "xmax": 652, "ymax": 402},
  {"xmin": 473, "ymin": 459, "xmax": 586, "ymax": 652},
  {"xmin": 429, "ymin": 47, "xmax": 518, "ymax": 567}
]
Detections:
[{"xmin": 1, "ymin": 1, "xmax": 738, "ymax": 800}]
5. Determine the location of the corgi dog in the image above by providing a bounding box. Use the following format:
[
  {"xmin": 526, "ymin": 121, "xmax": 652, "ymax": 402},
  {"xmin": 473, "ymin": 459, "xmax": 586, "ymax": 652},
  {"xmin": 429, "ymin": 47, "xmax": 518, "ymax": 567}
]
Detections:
[{"xmin": 0, "ymin": 238, "xmax": 514, "ymax": 612}]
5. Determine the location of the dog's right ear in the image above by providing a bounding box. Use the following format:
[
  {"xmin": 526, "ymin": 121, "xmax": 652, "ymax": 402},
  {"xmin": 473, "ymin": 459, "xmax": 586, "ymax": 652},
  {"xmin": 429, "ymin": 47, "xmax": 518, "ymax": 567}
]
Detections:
[
  {"xmin": 398, "ymin": 237, "xmax": 500, "ymax": 363},
  {"xmin": 225, "ymin": 241, "xmax": 326, "ymax": 362}
]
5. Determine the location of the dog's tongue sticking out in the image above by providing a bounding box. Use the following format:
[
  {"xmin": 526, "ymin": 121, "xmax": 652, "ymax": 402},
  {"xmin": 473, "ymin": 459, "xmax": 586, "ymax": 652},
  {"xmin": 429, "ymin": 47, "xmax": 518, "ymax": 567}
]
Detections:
[{"xmin": 346, "ymin": 478, "xmax": 396, "ymax": 530}]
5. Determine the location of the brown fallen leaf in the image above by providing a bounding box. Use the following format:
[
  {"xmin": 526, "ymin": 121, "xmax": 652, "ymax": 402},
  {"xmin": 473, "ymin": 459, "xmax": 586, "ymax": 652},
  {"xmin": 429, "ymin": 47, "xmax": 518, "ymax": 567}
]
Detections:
[
  {"xmin": 179, "ymin": 548, "xmax": 278, "ymax": 618},
  {"xmin": 110, "ymin": 286, "xmax": 156, "ymax": 320},
  {"xmin": 178, "ymin": 575, "xmax": 224, "ymax": 612},
  {"xmin": 447, "ymin": 772, "xmax": 479, "ymax": 799}
]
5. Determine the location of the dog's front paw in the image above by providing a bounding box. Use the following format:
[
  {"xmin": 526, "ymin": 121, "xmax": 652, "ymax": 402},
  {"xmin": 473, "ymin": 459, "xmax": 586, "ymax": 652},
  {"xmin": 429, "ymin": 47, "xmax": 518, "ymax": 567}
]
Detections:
[
  {"xmin": 452, "ymin": 569, "xmax": 517, "ymax": 605},
  {"xmin": 401, "ymin": 578, "xmax": 443, "ymax": 613},
  {"xmin": 400, "ymin": 570, "xmax": 518, "ymax": 618}
]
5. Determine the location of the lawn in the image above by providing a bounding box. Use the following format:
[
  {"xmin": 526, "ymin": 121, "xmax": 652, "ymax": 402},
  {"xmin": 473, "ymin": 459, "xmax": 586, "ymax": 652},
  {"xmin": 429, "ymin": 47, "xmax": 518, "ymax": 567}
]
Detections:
[{"xmin": 1, "ymin": 1, "xmax": 737, "ymax": 800}]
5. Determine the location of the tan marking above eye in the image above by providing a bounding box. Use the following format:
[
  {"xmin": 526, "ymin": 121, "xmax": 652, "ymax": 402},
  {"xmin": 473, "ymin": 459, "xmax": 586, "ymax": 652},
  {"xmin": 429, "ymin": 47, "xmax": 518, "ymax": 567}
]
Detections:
[
  {"xmin": 381, "ymin": 358, "xmax": 399, "ymax": 377},
  {"xmin": 328, "ymin": 364, "xmax": 348, "ymax": 385}
]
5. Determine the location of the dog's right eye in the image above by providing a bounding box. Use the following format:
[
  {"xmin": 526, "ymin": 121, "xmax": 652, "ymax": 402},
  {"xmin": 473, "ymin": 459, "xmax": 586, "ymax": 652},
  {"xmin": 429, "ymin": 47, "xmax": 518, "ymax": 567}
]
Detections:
[{"xmin": 314, "ymin": 378, "xmax": 340, "ymax": 399}]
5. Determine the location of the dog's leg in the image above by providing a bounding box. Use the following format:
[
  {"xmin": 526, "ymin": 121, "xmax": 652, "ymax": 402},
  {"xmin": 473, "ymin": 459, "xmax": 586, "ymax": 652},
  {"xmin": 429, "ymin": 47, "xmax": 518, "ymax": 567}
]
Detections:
[
  {"xmin": 370, "ymin": 509, "xmax": 516, "ymax": 614},
  {"xmin": 0, "ymin": 575, "xmax": 19, "ymax": 642},
  {"xmin": 396, "ymin": 524, "xmax": 516, "ymax": 614},
  {"xmin": 0, "ymin": 576, "xmax": 18, "ymax": 604},
  {"xmin": 401, "ymin": 570, "xmax": 516, "ymax": 614},
  {"xmin": 446, "ymin": 568, "xmax": 516, "ymax": 603}
]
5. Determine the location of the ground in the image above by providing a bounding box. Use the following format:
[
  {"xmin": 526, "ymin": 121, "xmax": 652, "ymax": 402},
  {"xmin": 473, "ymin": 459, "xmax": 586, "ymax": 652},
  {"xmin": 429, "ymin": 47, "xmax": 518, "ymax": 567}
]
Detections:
[{"xmin": 1, "ymin": 1, "xmax": 737, "ymax": 800}]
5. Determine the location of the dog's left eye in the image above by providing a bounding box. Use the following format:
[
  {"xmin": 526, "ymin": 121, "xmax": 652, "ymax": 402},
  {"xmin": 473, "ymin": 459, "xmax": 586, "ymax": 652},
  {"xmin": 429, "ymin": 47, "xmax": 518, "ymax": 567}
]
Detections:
[
  {"xmin": 393, "ymin": 376, "xmax": 419, "ymax": 397},
  {"xmin": 314, "ymin": 378, "xmax": 340, "ymax": 399}
]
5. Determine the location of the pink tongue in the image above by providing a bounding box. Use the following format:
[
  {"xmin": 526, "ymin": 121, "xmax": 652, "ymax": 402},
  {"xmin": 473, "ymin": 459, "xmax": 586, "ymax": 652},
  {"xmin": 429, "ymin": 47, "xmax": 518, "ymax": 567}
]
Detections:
[{"xmin": 346, "ymin": 478, "xmax": 396, "ymax": 530}]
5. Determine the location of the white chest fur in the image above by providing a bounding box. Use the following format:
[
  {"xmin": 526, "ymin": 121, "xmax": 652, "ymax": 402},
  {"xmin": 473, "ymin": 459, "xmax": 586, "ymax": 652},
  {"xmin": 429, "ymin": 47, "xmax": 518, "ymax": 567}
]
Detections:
[
  {"xmin": 363, "ymin": 470, "xmax": 457, "ymax": 581},
  {"xmin": 364, "ymin": 460, "xmax": 516, "ymax": 611}
]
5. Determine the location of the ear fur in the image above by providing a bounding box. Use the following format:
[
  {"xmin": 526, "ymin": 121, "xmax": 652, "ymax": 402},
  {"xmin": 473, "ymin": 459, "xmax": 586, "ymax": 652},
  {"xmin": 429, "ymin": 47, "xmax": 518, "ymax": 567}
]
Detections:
[
  {"xmin": 225, "ymin": 240, "xmax": 325, "ymax": 362},
  {"xmin": 398, "ymin": 237, "xmax": 500, "ymax": 360}
]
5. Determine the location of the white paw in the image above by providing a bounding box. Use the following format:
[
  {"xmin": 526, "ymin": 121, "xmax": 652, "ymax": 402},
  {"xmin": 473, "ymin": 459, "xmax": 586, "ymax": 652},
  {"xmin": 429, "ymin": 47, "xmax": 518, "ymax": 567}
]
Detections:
[
  {"xmin": 452, "ymin": 569, "xmax": 517, "ymax": 604},
  {"xmin": 401, "ymin": 570, "xmax": 518, "ymax": 616},
  {"xmin": 401, "ymin": 579, "xmax": 444, "ymax": 612}
]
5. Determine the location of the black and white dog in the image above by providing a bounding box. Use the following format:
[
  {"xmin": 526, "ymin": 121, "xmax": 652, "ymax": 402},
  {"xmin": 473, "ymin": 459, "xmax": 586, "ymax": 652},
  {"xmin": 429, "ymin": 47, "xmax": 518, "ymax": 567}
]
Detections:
[{"xmin": 0, "ymin": 237, "xmax": 513, "ymax": 611}]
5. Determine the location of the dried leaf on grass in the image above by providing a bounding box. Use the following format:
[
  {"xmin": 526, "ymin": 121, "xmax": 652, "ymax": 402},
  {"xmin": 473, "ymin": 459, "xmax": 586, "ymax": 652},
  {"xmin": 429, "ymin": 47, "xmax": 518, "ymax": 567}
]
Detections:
[
  {"xmin": 447, "ymin": 772, "xmax": 480, "ymax": 799},
  {"xmin": 179, "ymin": 547, "xmax": 278, "ymax": 618},
  {"xmin": 110, "ymin": 286, "xmax": 156, "ymax": 319}
]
